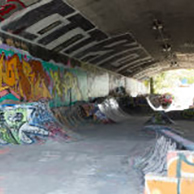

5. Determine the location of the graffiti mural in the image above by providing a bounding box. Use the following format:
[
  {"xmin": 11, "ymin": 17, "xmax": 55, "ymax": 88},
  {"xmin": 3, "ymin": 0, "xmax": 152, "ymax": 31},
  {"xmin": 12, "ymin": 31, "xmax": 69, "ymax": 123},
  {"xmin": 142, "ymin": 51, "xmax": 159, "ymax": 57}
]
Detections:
[
  {"xmin": 0, "ymin": 102, "xmax": 70, "ymax": 144},
  {"xmin": 0, "ymin": 52, "xmax": 51, "ymax": 102},
  {"xmin": 0, "ymin": 46, "xmax": 88, "ymax": 107},
  {"xmin": 0, "ymin": 45, "xmax": 148, "ymax": 106},
  {"xmin": 49, "ymin": 68, "xmax": 85, "ymax": 107},
  {"xmin": 0, "ymin": 0, "xmax": 154, "ymax": 75},
  {"xmin": 144, "ymin": 151, "xmax": 194, "ymax": 194},
  {"xmin": 0, "ymin": 0, "xmax": 25, "ymax": 21},
  {"xmin": 167, "ymin": 151, "xmax": 194, "ymax": 178}
]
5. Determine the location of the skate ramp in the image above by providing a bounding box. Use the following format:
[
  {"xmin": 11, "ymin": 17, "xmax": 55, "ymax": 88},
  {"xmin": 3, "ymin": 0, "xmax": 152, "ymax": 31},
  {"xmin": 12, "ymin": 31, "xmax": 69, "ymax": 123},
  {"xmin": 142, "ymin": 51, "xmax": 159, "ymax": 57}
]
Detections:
[
  {"xmin": 51, "ymin": 102, "xmax": 113, "ymax": 129},
  {"xmin": 0, "ymin": 96, "xmax": 151, "ymax": 145},
  {"xmin": 98, "ymin": 98, "xmax": 133, "ymax": 122},
  {"xmin": 134, "ymin": 125, "xmax": 194, "ymax": 183},
  {"xmin": 51, "ymin": 97, "xmax": 142, "ymax": 129},
  {"xmin": 0, "ymin": 102, "xmax": 75, "ymax": 145},
  {"xmin": 0, "ymin": 95, "xmax": 177, "ymax": 145},
  {"xmin": 51, "ymin": 96, "xmax": 153, "ymax": 129}
]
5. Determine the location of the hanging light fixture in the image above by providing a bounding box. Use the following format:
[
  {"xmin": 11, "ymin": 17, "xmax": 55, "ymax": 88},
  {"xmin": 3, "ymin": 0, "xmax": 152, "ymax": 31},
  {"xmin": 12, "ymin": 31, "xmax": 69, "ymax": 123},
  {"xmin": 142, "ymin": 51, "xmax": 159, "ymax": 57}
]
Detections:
[
  {"xmin": 152, "ymin": 19, "xmax": 163, "ymax": 30},
  {"xmin": 162, "ymin": 43, "xmax": 171, "ymax": 52}
]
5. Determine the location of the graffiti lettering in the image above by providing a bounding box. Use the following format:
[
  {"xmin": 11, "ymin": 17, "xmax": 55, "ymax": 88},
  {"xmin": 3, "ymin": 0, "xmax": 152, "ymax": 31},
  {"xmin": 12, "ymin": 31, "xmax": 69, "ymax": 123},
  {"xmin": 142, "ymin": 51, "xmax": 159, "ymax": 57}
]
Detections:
[
  {"xmin": 0, "ymin": 0, "xmax": 25, "ymax": 21},
  {"xmin": 0, "ymin": 53, "xmax": 51, "ymax": 101},
  {"xmin": 0, "ymin": 45, "xmax": 147, "ymax": 107},
  {"xmin": 0, "ymin": 0, "xmax": 153, "ymax": 74},
  {"xmin": 74, "ymin": 34, "xmax": 150, "ymax": 70},
  {"xmin": 50, "ymin": 69, "xmax": 63, "ymax": 98},
  {"xmin": 50, "ymin": 69, "xmax": 82, "ymax": 102},
  {"xmin": 0, "ymin": 48, "xmax": 86, "ymax": 106},
  {"xmin": 0, "ymin": 102, "xmax": 70, "ymax": 144}
]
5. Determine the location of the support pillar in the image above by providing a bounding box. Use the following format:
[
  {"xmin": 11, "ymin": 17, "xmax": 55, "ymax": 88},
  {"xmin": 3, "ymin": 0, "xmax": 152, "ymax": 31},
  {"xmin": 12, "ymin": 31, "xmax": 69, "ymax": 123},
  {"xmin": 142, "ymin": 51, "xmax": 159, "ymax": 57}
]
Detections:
[{"xmin": 150, "ymin": 77, "xmax": 154, "ymax": 94}]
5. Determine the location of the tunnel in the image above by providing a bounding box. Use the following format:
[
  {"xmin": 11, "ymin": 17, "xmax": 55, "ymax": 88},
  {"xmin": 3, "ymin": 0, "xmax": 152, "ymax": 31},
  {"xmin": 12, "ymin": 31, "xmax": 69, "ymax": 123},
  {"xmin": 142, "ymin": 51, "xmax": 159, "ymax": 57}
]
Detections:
[{"xmin": 0, "ymin": 0, "xmax": 194, "ymax": 193}]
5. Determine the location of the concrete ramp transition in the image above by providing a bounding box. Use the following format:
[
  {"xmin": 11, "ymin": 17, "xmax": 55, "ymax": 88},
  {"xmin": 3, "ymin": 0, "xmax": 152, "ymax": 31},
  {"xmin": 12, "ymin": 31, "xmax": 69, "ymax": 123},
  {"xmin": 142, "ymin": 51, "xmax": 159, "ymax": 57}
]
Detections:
[
  {"xmin": 0, "ymin": 96, "xmax": 151, "ymax": 144},
  {"xmin": 0, "ymin": 102, "xmax": 73, "ymax": 144}
]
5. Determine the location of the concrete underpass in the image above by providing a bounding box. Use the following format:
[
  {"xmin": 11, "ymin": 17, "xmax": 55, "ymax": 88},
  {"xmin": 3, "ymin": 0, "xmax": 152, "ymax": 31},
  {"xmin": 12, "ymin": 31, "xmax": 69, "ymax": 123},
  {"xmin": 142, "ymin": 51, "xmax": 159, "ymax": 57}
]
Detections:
[{"xmin": 0, "ymin": 0, "xmax": 194, "ymax": 194}]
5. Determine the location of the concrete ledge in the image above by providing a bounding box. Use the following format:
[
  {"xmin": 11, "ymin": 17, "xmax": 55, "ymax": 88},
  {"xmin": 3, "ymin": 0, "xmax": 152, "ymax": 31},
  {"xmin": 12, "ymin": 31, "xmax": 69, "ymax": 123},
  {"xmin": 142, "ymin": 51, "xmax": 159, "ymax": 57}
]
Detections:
[{"xmin": 160, "ymin": 130, "xmax": 194, "ymax": 151}]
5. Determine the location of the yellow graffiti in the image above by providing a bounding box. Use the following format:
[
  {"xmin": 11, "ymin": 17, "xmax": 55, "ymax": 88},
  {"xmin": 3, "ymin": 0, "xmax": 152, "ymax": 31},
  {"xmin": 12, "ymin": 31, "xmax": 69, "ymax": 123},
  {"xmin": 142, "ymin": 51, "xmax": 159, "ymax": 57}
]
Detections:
[
  {"xmin": 0, "ymin": 53, "xmax": 51, "ymax": 101},
  {"xmin": 63, "ymin": 71, "xmax": 75, "ymax": 94},
  {"xmin": 0, "ymin": 53, "xmax": 4, "ymax": 87},
  {"xmin": 50, "ymin": 70, "xmax": 63, "ymax": 97},
  {"xmin": 50, "ymin": 69, "xmax": 82, "ymax": 101},
  {"xmin": 0, "ymin": 52, "xmax": 83, "ymax": 103}
]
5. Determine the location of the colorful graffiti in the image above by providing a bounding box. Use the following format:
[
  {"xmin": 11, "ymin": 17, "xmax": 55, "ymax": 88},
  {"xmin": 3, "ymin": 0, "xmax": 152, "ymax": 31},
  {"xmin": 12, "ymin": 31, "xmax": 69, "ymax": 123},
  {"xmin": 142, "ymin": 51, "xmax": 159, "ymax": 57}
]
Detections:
[
  {"xmin": 141, "ymin": 125, "xmax": 194, "ymax": 194},
  {"xmin": 0, "ymin": 52, "xmax": 51, "ymax": 102},
  {"xmin": 0, "ymin": 102, "xmax": 70, "ymax": 144},
  {"xmin": 0, "ymin": 45, "xmax": 147, "ymax": 107},
  {"xmin": 144, "ymin": 151, "xmax": 194, "ymax": 194},
  {"xmin": 145, "ymin": 174, "xmax": 194, "ymax": 194},
  {"xmin": 50, "ymin": 69, "xmax": 83, "ymax": 105},
  {"xmin": 0, "ymin": 0, "xmax": 25, "ymax": 21},
  {"xmin": 167, "ymin": 151, "xmax": 194, "ymax": 178},
  {"xmin": 0, "ymin": 47, "xmax": 87, "ymax": 107}
]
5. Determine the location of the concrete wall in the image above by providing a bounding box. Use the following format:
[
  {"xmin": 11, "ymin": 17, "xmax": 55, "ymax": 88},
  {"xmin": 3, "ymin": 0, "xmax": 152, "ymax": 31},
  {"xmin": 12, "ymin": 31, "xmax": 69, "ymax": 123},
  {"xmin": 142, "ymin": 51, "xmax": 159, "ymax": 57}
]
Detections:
[{"xmin": 0, "ymin": 44, "xmax": 148, "ymax": 107}]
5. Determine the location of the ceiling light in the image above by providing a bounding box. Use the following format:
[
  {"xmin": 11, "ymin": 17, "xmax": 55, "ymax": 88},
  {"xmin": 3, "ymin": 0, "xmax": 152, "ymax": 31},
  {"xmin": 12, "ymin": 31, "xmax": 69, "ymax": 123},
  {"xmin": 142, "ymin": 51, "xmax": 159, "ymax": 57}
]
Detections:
[
  {"xmin": 152, "ymin": 19, "xmax": 163, "ymax": 30},
  {"xmin": 162, "ymin": 44, "xmax": 171, "ymax": 52}
]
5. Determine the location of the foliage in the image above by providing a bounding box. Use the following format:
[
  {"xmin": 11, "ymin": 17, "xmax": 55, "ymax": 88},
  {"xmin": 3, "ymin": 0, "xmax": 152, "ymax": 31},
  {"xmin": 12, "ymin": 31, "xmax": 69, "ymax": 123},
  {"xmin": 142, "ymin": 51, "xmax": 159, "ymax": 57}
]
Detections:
[{"xmin": 152, "ymin": 69, "xmax": 194, "ymax": 94}]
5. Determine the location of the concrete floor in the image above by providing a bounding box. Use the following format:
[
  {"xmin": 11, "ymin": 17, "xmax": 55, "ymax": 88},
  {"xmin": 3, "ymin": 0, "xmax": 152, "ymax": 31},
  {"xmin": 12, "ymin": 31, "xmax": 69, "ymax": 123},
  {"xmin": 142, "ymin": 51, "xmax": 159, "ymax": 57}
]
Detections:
[{"xmin": 0, "ymin": 116, "xmax": 155, "ymax": 194}]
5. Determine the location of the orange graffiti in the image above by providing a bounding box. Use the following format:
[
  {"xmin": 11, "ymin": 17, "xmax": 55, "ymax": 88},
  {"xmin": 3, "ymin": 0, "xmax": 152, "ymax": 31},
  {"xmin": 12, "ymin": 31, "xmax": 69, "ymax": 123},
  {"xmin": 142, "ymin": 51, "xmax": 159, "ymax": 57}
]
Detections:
[
  {"xmin": 145, "ymin": 176, "xmax": 177, "ymax": 194},
  {"xmin": 167, "ymin": 151, "xmax": 194, "ymax": 178},
  {"xmin": 0, "ymin": 53, "xmax": 51, "ymax": 101},
  {"xmin": 145, "ymin": 175, "xmax": 194, "ymax": 194}
]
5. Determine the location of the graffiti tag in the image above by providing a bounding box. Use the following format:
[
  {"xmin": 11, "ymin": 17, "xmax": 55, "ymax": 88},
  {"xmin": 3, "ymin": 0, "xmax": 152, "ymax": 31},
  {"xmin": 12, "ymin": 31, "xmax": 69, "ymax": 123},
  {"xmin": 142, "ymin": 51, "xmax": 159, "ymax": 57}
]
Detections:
[{"xmin": 0, "ymin": 0, "xmax": 25, "ymax": 21}]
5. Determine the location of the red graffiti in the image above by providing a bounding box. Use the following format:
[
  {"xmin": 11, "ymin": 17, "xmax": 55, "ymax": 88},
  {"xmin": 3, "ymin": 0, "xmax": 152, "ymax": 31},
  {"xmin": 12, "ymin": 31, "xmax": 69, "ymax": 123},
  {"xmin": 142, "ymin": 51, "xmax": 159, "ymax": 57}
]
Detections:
[{"xmin": 0, "ymin": 0, "xmax": 25, "ymax": 21}]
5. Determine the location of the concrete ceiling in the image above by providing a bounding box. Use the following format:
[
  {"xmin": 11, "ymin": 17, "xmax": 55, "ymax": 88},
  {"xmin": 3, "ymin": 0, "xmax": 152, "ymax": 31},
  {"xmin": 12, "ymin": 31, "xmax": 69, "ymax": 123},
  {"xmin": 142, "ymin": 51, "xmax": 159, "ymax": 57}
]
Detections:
[
  {"xmin": 65, "ymin": 0, "xmax": 194, "ymax": 77},
  {"xmin": 0, "ymin": 0, "xmax": 194, "ymax": 79}
]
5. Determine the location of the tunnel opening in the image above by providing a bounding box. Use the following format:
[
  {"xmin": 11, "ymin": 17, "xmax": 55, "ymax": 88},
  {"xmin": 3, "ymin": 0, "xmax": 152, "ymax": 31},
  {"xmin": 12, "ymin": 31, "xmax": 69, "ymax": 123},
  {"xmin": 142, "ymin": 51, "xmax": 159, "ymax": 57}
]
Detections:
[{"xmin": 148, "ymin": 69, "xmax": 194, "ymax": 111}]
